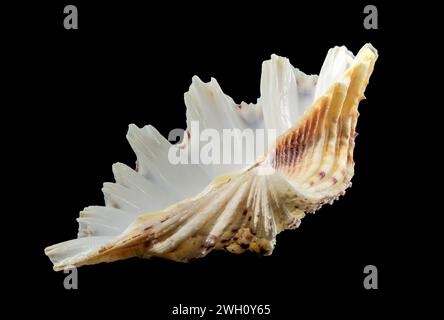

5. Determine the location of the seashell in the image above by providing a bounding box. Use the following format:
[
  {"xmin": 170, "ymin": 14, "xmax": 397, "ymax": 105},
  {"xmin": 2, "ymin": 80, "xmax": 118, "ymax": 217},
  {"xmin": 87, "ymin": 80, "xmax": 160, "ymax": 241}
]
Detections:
[{"xmin": 45, "ymin": 44, "xmax": 378, "ymax": 271}]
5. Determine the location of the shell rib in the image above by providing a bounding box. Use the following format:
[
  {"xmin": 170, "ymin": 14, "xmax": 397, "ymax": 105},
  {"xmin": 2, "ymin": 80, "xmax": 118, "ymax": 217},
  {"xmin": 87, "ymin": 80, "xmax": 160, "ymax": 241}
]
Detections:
[{"xmin": 45, "ymin": 44, "xmax": 377, "ymax": 271}]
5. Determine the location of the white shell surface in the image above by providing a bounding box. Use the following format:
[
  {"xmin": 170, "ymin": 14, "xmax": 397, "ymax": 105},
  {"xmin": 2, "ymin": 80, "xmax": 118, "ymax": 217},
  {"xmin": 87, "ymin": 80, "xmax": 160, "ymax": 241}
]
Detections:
[{"xmin": 45, "ymin": 44, "xmax": 378, "ymax": 271}]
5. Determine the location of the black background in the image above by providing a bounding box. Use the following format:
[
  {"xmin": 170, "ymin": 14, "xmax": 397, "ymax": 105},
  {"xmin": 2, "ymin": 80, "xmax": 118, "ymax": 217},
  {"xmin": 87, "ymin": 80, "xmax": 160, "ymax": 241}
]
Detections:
[{"xmin": 12, "ymin": 1, "xmax": 420, "ymax": 317}]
